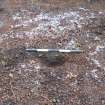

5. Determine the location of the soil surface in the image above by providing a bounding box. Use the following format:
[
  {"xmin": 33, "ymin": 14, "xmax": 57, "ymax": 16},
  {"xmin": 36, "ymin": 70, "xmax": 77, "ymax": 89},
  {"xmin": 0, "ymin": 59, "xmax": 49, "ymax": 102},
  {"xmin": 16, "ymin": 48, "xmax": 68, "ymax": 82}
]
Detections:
[{"xmin": 0, "ymin": 0, "xmax": 105, "ymax": 105}]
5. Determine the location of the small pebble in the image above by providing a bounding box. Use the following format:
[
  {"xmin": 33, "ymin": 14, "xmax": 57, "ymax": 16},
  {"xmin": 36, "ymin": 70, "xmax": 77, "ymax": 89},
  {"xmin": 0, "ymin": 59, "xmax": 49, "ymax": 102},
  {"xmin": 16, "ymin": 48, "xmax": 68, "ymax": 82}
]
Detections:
[
  {"xmin": 94, "ymin": 36, "xmax": 100, "ymax": 41},
  {"xmin": 9, "ymin": 73, "xmax": 13, "ymax": 78}
]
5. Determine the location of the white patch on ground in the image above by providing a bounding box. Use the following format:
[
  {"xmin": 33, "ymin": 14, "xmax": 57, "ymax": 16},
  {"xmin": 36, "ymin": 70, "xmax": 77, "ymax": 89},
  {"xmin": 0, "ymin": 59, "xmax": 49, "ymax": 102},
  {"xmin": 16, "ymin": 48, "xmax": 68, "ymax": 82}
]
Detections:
[
  {"xmin": 30, "ymin": 11, "xmax": 82, "ymax": 36},
  {"xmin": 89, "ymin": 44, "xmax": 104, "ymax": 56},
  {"xmin": 9, "ymin": 73, "xmax": 14, "ymax": 78},
  {"xmin": 79, "ymin": 7, "xmax": 89, "ymax": 11},
  {"xmin": 89, "ymin": 51, "xmax": 97, "ymax": 56},
  {"xmin": 85, "ymin": 57, "xmax": 90, "ymax": 62},
  {"xmin": 94, "ymin": 36, "xmax": 100, "ymax": 41},
  {"xmin": 20, "ymin": 64, "xmax": 26, "ymax": 68},
  {"xmin": 65, "ymin": 39, "xmax": 80, "ymax": 49},
  {"xmin": 12, "ymin": 14, "xmax": 22, "ymax": 20},
  {"xmin": 95, "ymin": 45, "xmax": 104, "ymax": 52},
  {"xmin": 0, "ymin": 8, "xmax": 103, "ymax": 44},
  {"xmin": 91, "ymin": 69, "xmax": 98, "ymax": 79},
  {"xmin": 33, "ymin": 80, "xmax": 40, "ymax": 85},
  {"xmin": 10, "ymin": 8, "xmax": 99, "ymax": 38},
  {"xmin": 99, "ymin": 11, "xmax": 103, "ymax": 14},
  {"xmin": 31, "ymin": 80, "xmax": 40, "ymax": 94},
  {"xmin": 0, "ymin": 21, "xmax": 4, "ymax": 28},
  {"xmin": 91, "ymin": 58, "xmax": 101, "ymax": 67},
  {"xmin": 17, "ymin": 62, "xmax": 41, "ymax": 74},
  {"xmin": 34, "ymin": 63, "xmax": 41, "ymax": 72},
  {"xmin": 66, "ymin": 72, "xmax": 77, "ymax": 79}
]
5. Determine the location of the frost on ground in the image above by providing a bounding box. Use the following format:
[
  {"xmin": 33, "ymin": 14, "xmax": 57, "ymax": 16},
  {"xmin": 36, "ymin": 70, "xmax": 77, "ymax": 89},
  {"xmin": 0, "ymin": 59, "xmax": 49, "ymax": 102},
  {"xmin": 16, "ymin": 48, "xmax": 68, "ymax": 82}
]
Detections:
[{"xmin": 0, "ymin": 7, "xmax": 105, "ymax": 105}]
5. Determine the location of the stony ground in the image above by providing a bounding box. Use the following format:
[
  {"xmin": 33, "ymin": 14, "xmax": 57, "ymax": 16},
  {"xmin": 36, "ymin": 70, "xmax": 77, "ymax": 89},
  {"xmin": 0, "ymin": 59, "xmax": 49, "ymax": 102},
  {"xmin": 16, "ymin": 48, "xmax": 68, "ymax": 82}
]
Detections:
[{"xmin": 0, "ymin": 1, "xmax": 105, "ymax": 105}]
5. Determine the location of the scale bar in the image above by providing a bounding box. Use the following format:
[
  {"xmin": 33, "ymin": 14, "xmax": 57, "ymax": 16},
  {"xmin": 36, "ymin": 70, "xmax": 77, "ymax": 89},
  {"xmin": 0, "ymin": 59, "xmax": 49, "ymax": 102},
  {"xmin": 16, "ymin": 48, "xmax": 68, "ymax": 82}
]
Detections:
[{"xmin": 26, "ymin": 48, "xmax": 83, "ymax": 53}]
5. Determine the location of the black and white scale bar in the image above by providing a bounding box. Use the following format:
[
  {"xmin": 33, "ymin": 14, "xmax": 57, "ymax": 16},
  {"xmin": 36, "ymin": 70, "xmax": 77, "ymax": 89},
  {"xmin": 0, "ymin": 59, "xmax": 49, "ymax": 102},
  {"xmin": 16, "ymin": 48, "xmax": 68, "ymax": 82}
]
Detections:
[{"xmin": 26, "ymin": 48, "xmax": 83, "ymax": 53}]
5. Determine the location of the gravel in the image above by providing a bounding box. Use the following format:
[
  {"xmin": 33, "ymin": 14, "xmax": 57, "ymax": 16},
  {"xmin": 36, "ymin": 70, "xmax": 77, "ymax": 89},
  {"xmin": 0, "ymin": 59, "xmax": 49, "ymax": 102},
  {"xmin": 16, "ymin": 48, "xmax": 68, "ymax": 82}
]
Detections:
[{"xmin": 0, "ymin": 3, "xmax": 105, "ymax": 105}]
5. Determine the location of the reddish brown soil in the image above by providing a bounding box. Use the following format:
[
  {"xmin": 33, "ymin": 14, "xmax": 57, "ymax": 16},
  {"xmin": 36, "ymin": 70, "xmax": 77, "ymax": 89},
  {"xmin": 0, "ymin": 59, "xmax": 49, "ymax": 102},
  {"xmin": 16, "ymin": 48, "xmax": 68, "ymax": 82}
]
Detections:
[{"xmin": 0, "ymin": 0, "xmax": 105, "ymax": 105}]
